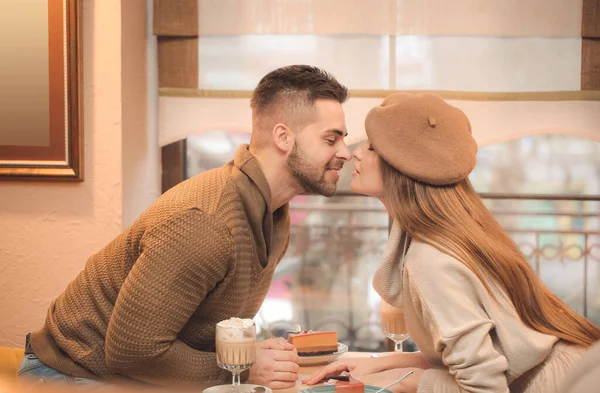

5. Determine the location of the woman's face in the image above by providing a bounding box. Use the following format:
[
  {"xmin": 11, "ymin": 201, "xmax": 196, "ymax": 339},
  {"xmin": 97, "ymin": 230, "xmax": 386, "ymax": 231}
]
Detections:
[{"xmin": 351, "ymin": 140, "xmax": 386, "ymax": 198}]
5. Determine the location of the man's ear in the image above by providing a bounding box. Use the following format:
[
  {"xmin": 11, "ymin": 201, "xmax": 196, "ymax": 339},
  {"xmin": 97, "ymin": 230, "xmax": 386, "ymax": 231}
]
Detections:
[{"xmin": 272, "ymin": 123, "xmax": 294, "ymax": 153}]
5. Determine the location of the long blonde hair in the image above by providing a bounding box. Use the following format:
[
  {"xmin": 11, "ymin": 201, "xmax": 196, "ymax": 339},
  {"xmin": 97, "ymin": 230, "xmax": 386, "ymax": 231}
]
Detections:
[{"xmin": 380, "ymin": 159, "xmax": 600, "ymax": 348}]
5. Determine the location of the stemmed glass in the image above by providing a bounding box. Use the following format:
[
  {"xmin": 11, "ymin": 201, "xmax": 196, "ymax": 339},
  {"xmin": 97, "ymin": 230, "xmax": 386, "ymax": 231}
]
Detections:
[
  {"xmin": 216, "ymin": 319, "xmax": 257, "ymax": 392},
  {"xmin": 380, "ymin": 299, "xmax": 410, "ymax": 353}
]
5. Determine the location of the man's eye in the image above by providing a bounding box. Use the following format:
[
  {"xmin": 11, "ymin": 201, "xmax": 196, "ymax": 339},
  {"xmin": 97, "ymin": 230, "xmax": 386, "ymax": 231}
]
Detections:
[
  {"xmin": 368, "ymin": 145, "xmax": 374, "ymax": 151},
  {"xmin": 327, "ymin": 139, "xmax": 335, "ymax": 145}
]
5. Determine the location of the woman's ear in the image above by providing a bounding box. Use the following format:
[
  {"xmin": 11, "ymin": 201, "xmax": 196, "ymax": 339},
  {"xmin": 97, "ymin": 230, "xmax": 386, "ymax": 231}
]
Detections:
[{"xmin": 272, "ymin": 123, "xmax": 294, "ymax": 153}]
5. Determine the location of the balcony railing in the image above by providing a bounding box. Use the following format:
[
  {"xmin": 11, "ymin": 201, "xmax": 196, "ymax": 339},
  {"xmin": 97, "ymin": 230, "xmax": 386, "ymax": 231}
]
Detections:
[{"xmin": 257, "ymin": 193, "xmax": 600, "ymax": 351}]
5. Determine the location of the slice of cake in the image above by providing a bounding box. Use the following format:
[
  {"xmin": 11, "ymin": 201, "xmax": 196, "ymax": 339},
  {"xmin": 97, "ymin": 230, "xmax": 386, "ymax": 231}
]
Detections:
[
  {"xmin": 287, "ymin": 330, "xmax": 338, "ymax": 355},
  {"xmin": 334, "ymin": 380, "xmax": 365, "ymax": 393}
]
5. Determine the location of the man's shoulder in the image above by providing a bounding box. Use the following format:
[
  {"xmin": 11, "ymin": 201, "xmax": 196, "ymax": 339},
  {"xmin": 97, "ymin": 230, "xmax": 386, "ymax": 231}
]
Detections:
[
  {"xmin": 162, "ymin": 166, "xmax": 235, "ymax": 212},
  {"xmin": 139, "ymin": 163, "xmax": 259, "ymax": 235},
  {"xmin": 129, "ymin": 166, "xmax": 235, "ymax": 230}
]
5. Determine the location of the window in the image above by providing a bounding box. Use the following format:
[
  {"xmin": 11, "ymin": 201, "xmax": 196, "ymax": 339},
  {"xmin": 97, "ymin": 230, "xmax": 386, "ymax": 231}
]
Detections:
[{"xmin": 180, "ymin": 132, "xmax": 600, "ymax": 349}]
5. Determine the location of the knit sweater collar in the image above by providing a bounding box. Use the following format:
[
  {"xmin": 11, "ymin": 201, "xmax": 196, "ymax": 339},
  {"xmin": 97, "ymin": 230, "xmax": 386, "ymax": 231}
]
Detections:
[
  {"xmin": 234, "ymin": 144, "xmax": 272, "ymax": 208},
  {"xmin": 232, "ymin": 145, "xmax": 290, "ymax": 267},
  {"xmin": 373, "ymin": 219, "xmax": 410, "ymax": 308}
]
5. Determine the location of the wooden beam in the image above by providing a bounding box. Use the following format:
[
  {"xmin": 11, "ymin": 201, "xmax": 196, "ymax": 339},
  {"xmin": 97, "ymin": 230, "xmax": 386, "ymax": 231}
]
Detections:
[
  {"xmin": 158, "ymin": 88, "xmax": 600, "ymax": 101},
  {"xmin": 153, "ymin": 0, "xmax": 198, "ymax": 36},
  {"xmin": 582, "ymin": 0, "xmax": 600, "ymax": 90},
  {"xmin": 156, "ymin": 1, "xmax": 198, "ymax": 191},
  {"xmin": 157, "ymin": 37, "xmax": 198, "ymax": 88},
  {"xmin": 158, "ymin": 36, "xmax": 194, "ymax": 190},
  {"xmin": 582, "ymin": 38, "xmax": 600, "ymax": 90},
  {"xmin": 161, "ymin": 140, "xmax": 186, "ymax": 193},
  {"xmin": 582, "ymin": 0, "xmax": 600, "ymax": 38}
]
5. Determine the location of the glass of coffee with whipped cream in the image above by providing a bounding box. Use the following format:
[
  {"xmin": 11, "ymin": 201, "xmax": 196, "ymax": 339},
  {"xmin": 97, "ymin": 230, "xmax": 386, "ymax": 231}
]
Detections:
[
  {"xmin": 216, "ymin": 317, "xmax": 257, "ymax": 392},
  {"xmin": 380, "ymin": 299, "xmax": 410, "ymax": 353}
]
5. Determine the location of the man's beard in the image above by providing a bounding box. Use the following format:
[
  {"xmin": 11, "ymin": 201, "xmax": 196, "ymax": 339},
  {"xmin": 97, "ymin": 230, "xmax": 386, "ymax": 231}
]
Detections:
[{"xmin": 287, "ymin": 141, "xmax": 342, "ymax": 197}]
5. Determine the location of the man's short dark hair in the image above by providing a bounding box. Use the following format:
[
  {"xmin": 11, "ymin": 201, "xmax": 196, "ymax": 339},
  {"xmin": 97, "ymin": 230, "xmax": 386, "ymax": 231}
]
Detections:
[
  {"xmin": 251, "ymin": 65, "xmax": 348, "ymax": 114},
  {"xmin": 250, "ymin": 65, "xmax": 348, "ymax": 148}
]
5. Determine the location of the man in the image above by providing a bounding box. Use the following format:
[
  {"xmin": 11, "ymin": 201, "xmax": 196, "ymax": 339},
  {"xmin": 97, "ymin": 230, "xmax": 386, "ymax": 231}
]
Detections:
[{"xmin": 19, "ymin": 65, "xmax": 352, "ymax": 389}]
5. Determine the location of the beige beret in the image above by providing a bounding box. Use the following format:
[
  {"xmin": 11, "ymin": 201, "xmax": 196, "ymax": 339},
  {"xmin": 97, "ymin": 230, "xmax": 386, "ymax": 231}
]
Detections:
[{"xmin": 365, "ymin": 93, "xmax": 478, "ymax": 186}]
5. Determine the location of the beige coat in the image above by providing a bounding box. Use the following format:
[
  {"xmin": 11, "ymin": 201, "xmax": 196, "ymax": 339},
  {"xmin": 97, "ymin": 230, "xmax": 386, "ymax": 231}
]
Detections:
[
  {"xmin": 559, "ymin": 340, "xmax": 600, "ymax": 393},
  {"xmin": 374, "ymin": 221, "xmax": 583, "ymax": 393}
]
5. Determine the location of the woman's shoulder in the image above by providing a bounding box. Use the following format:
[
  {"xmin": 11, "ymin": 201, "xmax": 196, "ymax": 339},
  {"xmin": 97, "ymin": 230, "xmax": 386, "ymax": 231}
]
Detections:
[
  {"xmin": 404, "ymin": 240, "xmax": 481, "ymax": 286},
  {"xmin": 405, "ymin": 240, "xmax": 461, "ymax": 267}
]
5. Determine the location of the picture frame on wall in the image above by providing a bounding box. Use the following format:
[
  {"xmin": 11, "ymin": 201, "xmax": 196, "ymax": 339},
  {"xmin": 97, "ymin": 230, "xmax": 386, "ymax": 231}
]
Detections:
[{"xmin": 0, "ymin": 0, "xmax": 83, "ymax": 181}]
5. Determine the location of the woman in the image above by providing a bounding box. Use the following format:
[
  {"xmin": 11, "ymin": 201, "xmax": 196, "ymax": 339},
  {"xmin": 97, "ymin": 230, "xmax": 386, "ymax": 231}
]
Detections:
[{"xmin": 305, "ymin": 93, "xmax": 600, "ymax": 392}]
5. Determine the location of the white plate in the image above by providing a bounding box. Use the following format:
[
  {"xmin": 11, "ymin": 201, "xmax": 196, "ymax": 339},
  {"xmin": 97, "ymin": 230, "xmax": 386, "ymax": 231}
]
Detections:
[
  {"xmin": 203, "ymin": 384, "xmax": 272, "ymax": 393},
  {"xmin": 298, "ymin": 384, "xmax": 392, "ymax": 393},
  {"xmin": 298, "ymin": 342, "xmax": 348, "ymax": 366}
]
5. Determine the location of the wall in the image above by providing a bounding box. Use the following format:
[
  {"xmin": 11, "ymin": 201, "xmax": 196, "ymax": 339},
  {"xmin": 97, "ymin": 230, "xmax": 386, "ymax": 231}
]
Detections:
[
  {"xmin": 121, "ymin": 0, "xmax": 160, "ymax": 228},
  {"xmin": 0, "ymin": 0, "xmax": 155, "ymax": 347}
]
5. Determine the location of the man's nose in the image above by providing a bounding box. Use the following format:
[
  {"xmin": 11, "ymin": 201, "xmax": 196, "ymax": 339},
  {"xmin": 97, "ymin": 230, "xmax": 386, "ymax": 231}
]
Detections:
[{"xmin": 337, "ymin": 142, "xmax": 352, "ymax": 162}]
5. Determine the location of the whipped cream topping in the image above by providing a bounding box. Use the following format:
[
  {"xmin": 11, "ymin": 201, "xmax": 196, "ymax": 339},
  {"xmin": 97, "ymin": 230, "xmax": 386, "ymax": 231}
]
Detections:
[
  {"xmin": 217, "ymin": 318, "xmax": 255, "ymax": 341},
  {"xmin": 217, "ymin": 317, "xmax": 254, "ymax": 329}
]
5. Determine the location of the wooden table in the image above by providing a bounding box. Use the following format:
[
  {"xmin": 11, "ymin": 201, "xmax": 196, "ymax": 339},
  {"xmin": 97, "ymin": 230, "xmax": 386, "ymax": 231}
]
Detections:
[{"xmin": 278, "ymin": 351, "xmax": 383, "ymax": 393}]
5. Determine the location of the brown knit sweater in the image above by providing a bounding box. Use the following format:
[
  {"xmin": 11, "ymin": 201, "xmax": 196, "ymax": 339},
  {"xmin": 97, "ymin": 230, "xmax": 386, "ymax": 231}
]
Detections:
[{"xmin": 30, "ymin": 145, "xmax": 291, "ymax": 385}]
